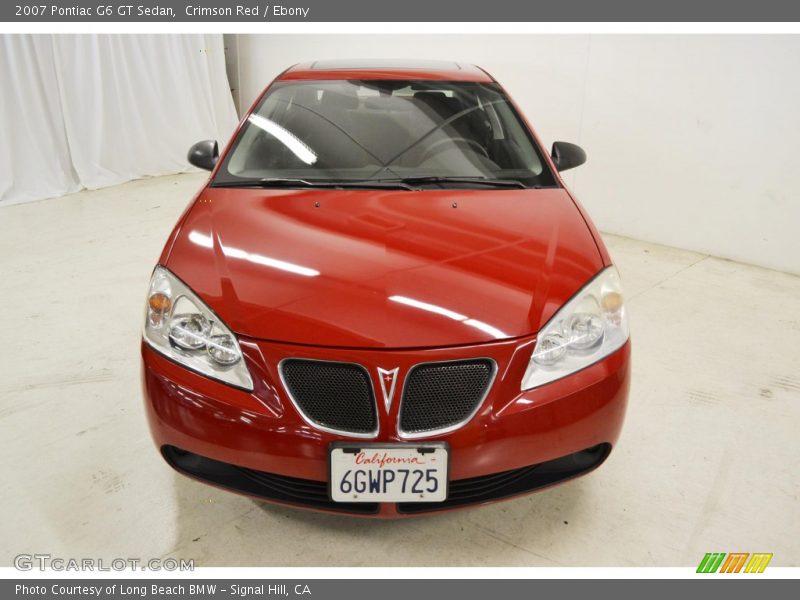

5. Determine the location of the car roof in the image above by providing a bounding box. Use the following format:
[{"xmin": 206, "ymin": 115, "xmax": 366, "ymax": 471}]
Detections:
[{"xmin": 278, "ymin": 60, "xmax": 494, "ymax": 82}]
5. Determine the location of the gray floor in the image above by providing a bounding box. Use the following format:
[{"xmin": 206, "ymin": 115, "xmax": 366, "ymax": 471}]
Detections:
[{"xmin": 1, "ymin": 173, "xmax": 798, "ymax": 567}]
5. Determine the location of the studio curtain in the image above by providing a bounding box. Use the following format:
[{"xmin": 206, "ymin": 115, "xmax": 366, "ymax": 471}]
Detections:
[{"xmin": 0, "ymin": 34, "xmax": 238, "ymax": 206}]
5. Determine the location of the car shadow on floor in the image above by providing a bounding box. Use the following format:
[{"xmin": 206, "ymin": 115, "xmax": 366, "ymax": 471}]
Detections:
[
  {"xmin": 166, "ymin": 468, "xmax": 592, "ymax": 566},
  {"xmin": 165, "ymin": 458, "xmax": 605, "ymax": 567},
  {"xmin": 252, "ymin": 483, "xmax": 589, "ymax": 566}
]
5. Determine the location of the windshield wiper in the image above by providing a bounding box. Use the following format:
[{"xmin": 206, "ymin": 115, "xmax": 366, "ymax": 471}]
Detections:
[
  {"xmin": 378, "ymin": 176, "xmax": 528, "ymax": 189},
  {"xmin": 213, "ymin": 178, "xmax": 418, "ymax": 191}
]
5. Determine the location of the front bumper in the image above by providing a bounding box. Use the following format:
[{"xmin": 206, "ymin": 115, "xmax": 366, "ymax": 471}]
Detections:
[{"xmin": 142, "ymin": 336, "xmax": 630, "ymax": 517}]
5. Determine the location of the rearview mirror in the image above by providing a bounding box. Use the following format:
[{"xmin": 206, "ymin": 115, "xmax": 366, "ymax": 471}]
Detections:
[
  {"xmin": 188, "ymin": 140, "xmax": 219, "ymax": 171},
  {"xmin": 551, "ymin": 141, "xmax": 587, "ymax": 172}
]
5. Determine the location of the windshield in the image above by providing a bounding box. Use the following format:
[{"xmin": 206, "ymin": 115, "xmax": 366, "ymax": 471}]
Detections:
[{"xmin": 214, "ymin": 80, "xmax": 558, "ymax": 189}]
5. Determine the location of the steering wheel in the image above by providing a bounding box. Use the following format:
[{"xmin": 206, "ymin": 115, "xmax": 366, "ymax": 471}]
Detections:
[{"xmin": 419, "ymin": 137, "xmax": 489, "ymax": 162}]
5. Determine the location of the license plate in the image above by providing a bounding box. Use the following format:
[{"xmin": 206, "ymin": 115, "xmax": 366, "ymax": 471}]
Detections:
[{"xmin": 329, "ymin": 443, "xmax": 448, "ymax": 503}]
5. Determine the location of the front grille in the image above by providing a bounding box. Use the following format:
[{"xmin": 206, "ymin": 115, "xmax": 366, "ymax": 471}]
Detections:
[
  {"xmin": 398, "ymin": 444, "xmax": 611, "ymax": 514},
  {"xmin": 399, "ymin": 359, "xmax": 495, "ymax": 436},
  {"xmin": 162, "ymin": 446, "xmax": 378, "ymax": 515},
  {"xmin": 280, "ymin": 359, "xmax": 378, "ymax": 436}
]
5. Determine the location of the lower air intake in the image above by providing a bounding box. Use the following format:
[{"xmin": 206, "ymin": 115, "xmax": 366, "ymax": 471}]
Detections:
[{"xmin": 162, "ymin": 446, "xmax": 378, "ymax": 515}]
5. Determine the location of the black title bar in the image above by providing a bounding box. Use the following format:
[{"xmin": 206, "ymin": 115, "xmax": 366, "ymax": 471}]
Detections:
[{"xmin": 4, "ymin": 0, "xmax": 800, "ymax": 22}]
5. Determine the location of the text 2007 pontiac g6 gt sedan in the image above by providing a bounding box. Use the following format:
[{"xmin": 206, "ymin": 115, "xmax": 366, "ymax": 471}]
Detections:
[{"xmin": 141, "ymin": 60, "xmax": 630, "ymax": 516}]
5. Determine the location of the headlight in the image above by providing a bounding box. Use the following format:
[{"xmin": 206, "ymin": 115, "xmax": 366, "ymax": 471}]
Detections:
[
  {"xmin": 521, "ymin": 266, "xmax": 629, "ymax": 390},
  {"xmin": 143, "ymin": 266, "xmax": 253, "ymax": 390}
]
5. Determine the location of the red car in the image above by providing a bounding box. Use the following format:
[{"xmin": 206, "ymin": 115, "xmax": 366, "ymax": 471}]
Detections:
[{"xmin": 142, "ymin": 60, "xmax": 630, "ymax": 517}]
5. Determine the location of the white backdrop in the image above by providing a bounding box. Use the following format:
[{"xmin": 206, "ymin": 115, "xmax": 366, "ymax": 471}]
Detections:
[
  {"xmin": 0, "ymin": 34, "xmax": 238, "ymax": 206},
  {"xmin": 230, "ymin": 35, "xmax": 800, "ymax": 274}
]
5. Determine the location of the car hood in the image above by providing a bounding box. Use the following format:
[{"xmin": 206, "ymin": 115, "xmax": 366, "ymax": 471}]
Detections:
[{"xmin": 165, "ymin": 186, "xmax": 604, "ymax": 348}]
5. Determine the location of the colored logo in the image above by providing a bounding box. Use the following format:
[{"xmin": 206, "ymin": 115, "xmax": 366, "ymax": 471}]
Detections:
[
  {"xmin": 377, "ymin": 367, "xmax": 399, "ymax": 412},
  {"xmin": 697, "ymin": 553, "xmax": 773, "ymax": 573}
]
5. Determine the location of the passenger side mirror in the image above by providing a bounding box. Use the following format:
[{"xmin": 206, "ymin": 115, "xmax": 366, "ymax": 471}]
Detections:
[
  {"xmin": 188, "ymin": 140, "xmax": 219, "ymax": 171},
  {"xmin": 551, "ymin": 141, "xmax": 587, "ymax": 172}
]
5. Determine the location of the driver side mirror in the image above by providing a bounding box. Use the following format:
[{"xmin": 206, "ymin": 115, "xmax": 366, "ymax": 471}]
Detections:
[
  {"xmin": 188, "ymin": 140, "xmax": 219, "ymax": 171},
  {"xmin": 551, "ymin": 141, "xmax": 587, "ymax": 172}
]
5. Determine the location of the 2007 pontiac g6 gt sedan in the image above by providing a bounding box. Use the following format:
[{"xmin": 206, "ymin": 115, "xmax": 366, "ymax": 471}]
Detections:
[{"xmin": 141, "ymin": 60, "xmax": 630, "ymax": 516}]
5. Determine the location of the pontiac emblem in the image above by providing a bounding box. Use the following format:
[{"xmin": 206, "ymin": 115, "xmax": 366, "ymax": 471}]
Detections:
[{"xmin": 377, "ymin": 367, "xmax": 400, "ymax": 412}]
